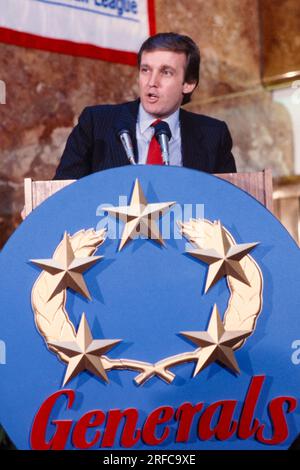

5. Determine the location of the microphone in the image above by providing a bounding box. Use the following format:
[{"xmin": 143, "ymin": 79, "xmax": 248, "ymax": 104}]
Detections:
[
  {"xmin": 115, "ymin": 121, "xmax": 136, "ymax": 165},
  {"xmin": 154, "ymin": 121, "xmax": 172, "ymax": 165}
]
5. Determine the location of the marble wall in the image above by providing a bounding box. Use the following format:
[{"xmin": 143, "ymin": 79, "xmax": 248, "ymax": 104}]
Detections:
[
  {"xmin": 0, "ymin": 0, "xmax": 295, "ymax": 245},
  {"xmin": 260, "ymin": 0, "xmax": 300, "ymax": 84}
]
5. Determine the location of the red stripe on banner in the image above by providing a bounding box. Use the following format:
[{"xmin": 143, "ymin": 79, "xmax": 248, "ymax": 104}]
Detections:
[
  {"xmin": 0, "ymin": 27, "xmax": 138, "ymax": 66},
  {"xmin": 147, "ymin": 0, "xmax": 157, "ymax": 36}
]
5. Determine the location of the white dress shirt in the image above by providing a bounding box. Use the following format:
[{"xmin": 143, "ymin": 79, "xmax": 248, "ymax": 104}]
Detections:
[{"xmin": 136, "ymin": 104, "xmax": 182, "ymax": 166}]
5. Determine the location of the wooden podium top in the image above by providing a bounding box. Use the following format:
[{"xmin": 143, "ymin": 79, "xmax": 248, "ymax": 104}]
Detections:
[{"xmin": 24, "ymin": 169, "xmax": 273, "ymax": 217}]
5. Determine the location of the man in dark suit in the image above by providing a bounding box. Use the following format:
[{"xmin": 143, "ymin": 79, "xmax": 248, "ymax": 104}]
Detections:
[{"xmin": 54, "ymin": 33, "xmax": 236, "ymax": 179}]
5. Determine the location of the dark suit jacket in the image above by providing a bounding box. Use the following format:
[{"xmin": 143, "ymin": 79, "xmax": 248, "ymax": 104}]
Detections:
[{"xmin": 54, "ymin": 99, "xmax": 236, "ymax": 179}]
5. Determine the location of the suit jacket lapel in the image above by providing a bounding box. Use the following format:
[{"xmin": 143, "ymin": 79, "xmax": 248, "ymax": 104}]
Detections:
[
  {"xmin": 112, "ymin": 99, "xmax": 139, "ymax": 166},
  {"xmin": 180, "ymin": 108, "xmax": 207, "ymax": 171},
  {"xmin": 125, "ymin": 99, "xmax": 140, "ymax": 163}
]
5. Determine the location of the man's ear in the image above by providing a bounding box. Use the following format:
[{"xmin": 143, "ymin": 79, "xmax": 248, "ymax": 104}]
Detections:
[{"xmin": 183, "ymin": 81, "xmax": 197, "ymax": 94}]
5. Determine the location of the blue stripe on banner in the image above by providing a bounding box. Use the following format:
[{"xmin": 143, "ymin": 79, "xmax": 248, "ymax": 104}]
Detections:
[{"xmin": 33, "ymin": 0, "xmax": 140, "ymax": 23}]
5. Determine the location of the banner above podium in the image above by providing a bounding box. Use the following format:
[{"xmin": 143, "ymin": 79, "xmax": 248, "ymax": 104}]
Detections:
[
  {"xmin": 0, "ymin": 0, "xmax": 156, "ymax": 64},
  {"xmin": 0, "ymin": 166, "xmax": 300, "ymax": 450}
]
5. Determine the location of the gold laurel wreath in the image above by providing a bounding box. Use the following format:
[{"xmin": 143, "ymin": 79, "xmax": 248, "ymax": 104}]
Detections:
[
  {"xmin": 179, "ymin": 219, "xmax": 263, "ymax": 350},
  {"xmin": 31, "ymin": 220, "xmax": 263, "ymax": 384},
  {"xmin": 31, "ymin": 229, "xmax": 106, "ymax": 362}
]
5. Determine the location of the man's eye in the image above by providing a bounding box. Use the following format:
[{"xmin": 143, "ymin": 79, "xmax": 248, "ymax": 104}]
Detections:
[
  {"xmin": 163, "ymin": 70, "xmax": 173, "ymax": 76},
  {"xmin": 141, "ymin": 67, "xmax": 149, "ymax": 73}
]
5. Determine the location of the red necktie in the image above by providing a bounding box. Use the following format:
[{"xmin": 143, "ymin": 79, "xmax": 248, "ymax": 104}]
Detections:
[{"xmin": 146, "ymin": 119, "xmax": 164, "ymax": 165}]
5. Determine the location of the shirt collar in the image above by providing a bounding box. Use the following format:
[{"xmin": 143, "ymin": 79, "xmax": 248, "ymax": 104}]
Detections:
[{"xmin": 138, "ymin": 103, "xmax": 180, "ymax": 140}]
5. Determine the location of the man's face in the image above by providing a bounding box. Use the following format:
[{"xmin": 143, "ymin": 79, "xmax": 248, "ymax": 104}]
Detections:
[{"xmin": 138, "ymin": 49, "xmax": 196, "ymax": 119}]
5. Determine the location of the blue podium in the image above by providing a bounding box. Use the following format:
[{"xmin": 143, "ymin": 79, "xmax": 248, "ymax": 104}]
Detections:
[{"xmin": 0, "ymin": 165, "xmax": 299, "ymax": 450}]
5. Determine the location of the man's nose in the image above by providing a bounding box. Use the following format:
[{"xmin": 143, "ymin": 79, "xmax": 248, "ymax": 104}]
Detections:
[{"xmin": 148, "ymin": 71, "xmax": 160, "ymax": 87}]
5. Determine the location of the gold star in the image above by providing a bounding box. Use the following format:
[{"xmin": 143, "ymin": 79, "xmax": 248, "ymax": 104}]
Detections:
[
  {"xmin": 181, "ymin": 304, "xmax": 251, "ymax": 376},
  {"xmin": 103, "ymin": 179, "xmax": 175, "ymax": 251},
  {"xmin": 187, "ymin": 221, "xmax": 258, "ymax": 292},
  {"xmin": 48, "ymin": 313, "xmax": 121, "ymax": 386},
  {"xmin": 30, "ymin": 232, "xmax": 102, "ymax": 301}
]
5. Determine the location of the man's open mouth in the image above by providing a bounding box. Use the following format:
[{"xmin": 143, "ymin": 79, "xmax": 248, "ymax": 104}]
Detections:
[{"xmin": 147, "ymin": 93, "xmax": 159, "ymax": 102}]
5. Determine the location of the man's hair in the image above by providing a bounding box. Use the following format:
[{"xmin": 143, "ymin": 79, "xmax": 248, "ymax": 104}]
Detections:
[{"xmin": 137, "ymin": 32, "xmax": 200, "ymax": 105}]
